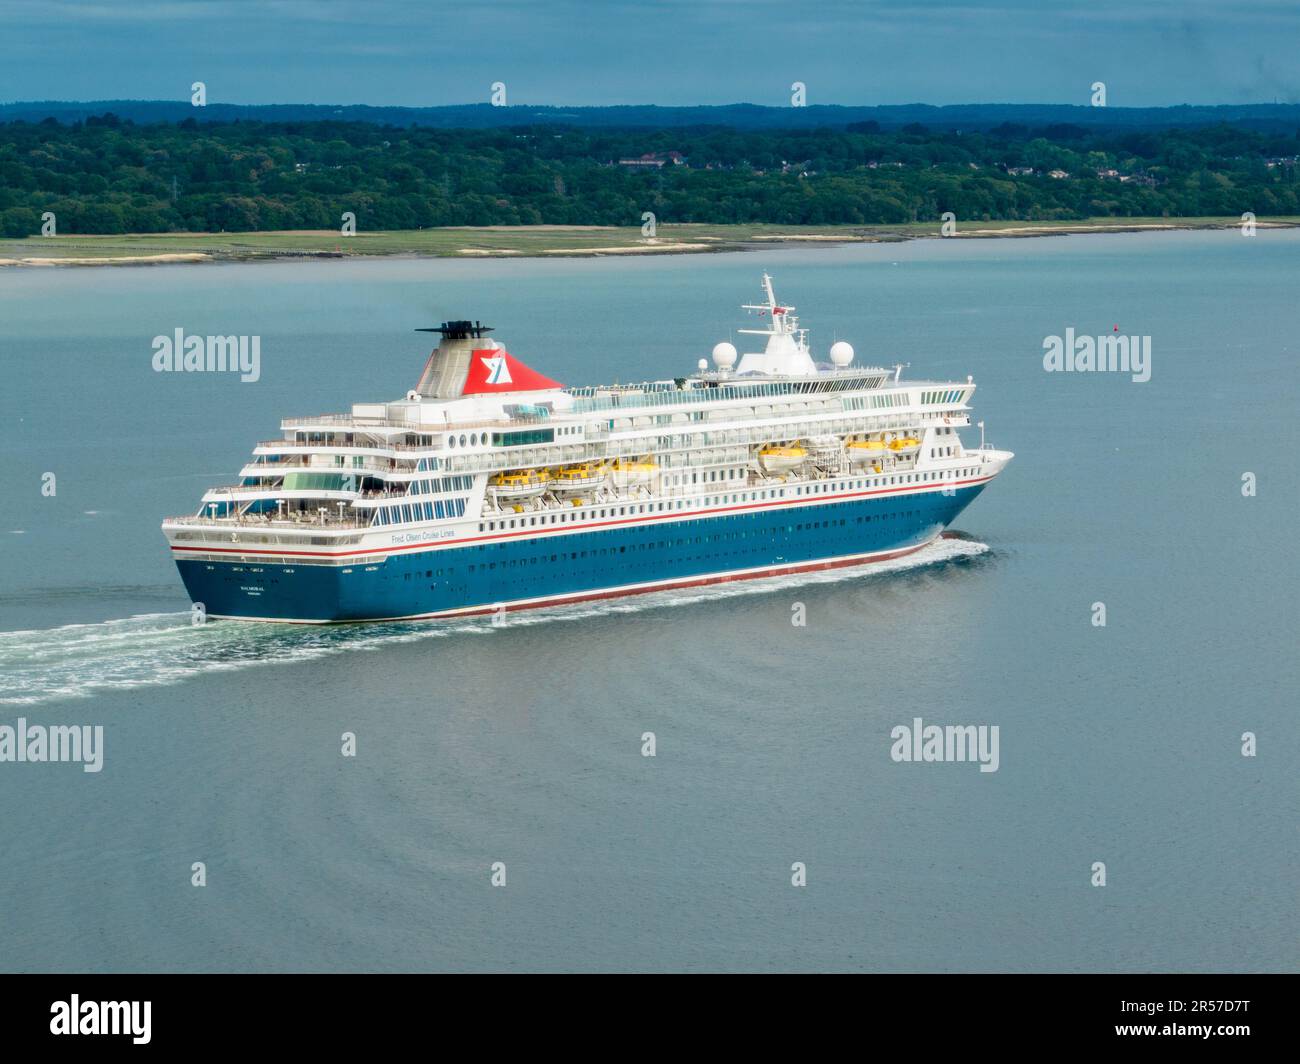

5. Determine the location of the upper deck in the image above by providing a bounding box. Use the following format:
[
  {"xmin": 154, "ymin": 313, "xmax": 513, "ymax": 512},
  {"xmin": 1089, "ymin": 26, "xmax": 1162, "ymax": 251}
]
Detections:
[
  {"xmin": 274, "ymin": 374, "xmax": 976, "ymax": 442},
  {"xmin": 163, "ymin": 274, "xmax": 1000, "ymax": 534}
]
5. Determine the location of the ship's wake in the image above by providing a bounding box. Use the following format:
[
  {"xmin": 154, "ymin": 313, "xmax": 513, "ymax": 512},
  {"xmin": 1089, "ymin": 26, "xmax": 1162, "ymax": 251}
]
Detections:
[{"xmin": 0, "ymin": 536, "xmax": 990, "ymax": 705}]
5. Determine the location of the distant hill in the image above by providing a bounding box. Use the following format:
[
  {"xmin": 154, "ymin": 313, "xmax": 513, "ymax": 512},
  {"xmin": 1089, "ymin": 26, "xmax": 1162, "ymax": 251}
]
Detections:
[{"xmin": 4, "ymin": 100, "xmax": 1300, "ymax": 132}]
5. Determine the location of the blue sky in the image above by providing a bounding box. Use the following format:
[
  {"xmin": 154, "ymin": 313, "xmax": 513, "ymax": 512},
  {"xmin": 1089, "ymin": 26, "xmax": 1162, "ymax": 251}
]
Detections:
[{"xmin": 3, "ymin": 0, "xmax": 1297, "ymax": 107}]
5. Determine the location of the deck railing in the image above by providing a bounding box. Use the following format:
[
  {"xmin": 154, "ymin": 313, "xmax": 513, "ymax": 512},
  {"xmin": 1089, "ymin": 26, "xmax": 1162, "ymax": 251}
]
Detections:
[{"xmin": 164, "ymin": 513, "xmax": 372, "ymax": 530}]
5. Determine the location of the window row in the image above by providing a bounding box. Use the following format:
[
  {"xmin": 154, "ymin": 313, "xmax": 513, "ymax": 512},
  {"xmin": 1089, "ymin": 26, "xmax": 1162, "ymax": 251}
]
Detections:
[
  {"xmin": 371, "ymin": 497, "xmax": 467, "ymax": 526},
  {"xmin": 407, "ymin": 475, "xmax": 474, "ymax": 496},
  {"xmin": 488, "ymin": 428, "xmax": 556, "ymax": 448},
  {"xmin": 474, "ymin": 469, "xmax": 983, "ymax": 533},
  {"xmin": 461, "ymin": 512, "xmax": 924, "ymax": 572}
]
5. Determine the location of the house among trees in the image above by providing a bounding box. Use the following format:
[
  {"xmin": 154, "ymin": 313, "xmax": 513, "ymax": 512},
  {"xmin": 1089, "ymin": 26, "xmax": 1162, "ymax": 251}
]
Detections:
[{"xmin": 617, "ymin": 151, "xmax": 688, "ymax": 169}]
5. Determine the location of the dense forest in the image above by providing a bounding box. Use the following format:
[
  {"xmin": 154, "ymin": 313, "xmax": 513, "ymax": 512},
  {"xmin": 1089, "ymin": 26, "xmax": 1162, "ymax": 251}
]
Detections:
[{"xmin": 1, "ymin": 115, "xmax": 1298, "ymax": 237}]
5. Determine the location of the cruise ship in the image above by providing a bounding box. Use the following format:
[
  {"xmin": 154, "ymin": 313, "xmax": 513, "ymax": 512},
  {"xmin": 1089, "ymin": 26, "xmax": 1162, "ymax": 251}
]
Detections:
[{"xmin": 162, "ymin": 276, "xmax": 1013, "ymax": 622}]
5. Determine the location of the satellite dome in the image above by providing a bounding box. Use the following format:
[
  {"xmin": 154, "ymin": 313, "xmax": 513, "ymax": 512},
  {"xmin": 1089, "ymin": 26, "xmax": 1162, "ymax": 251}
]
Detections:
[
  {"xmin": 712, "ymin": 342, "xmax": 738, "ymax": 369},
  {"xmin": 829, "ymin": 341, "xmax": 855, "ymax": 367}
]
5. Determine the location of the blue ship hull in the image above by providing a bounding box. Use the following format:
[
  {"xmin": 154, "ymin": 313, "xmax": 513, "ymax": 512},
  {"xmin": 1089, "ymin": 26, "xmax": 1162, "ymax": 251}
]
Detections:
[{"xmin": 174, "ymin": 482, "xmax": 988, "ymax": 623}]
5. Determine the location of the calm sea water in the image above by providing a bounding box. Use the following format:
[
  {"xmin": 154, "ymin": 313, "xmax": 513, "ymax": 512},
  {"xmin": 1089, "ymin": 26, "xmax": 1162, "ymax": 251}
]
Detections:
[{"xmin": 0, "ymin": 232, "xmax": 1296, "ymax": 972}]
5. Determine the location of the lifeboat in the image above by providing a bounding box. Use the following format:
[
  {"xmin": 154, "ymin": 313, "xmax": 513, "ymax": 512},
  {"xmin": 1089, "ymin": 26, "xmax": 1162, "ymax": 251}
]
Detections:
[
  {"xmin": 487, "ymin": 470, "xmax": 549, "ymax": 501},
  {"xmin": 551, "ymin": 462, "xmax": 608, "ymax": 495},
  {"xmin": 845, "ymin": 437, "xmax": 887, "ymax": 464},
  {"xmin": 610, "ymin": 458, "xmax": 656, "ymax": 488},
  {"xmin": 758, "ymin": 444, "xmax": 808, "ymax": 474},
  {"xmin": 888, "ymin": 435, "xmax": 921, "ymax": 453}
]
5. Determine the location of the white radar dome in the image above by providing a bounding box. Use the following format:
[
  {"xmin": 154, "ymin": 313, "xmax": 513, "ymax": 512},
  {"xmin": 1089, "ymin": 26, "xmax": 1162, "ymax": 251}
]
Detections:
[
  {"xmin": 829, "ymin": 341, "xmax": 855, "ymax": 367},
  {"xmin": 712, "ymin": 342, "xmax": 738, "ymax": 369}
]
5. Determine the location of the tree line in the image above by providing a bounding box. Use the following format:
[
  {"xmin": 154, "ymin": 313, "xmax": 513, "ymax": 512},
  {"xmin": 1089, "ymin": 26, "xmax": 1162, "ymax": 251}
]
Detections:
[{"xmin": 1, "ymin": 115, "xmax": 1297, "ymax": 237}]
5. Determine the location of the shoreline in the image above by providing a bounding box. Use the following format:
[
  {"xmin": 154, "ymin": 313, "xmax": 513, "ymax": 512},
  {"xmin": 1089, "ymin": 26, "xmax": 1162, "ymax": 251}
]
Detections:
[{"xmin": 1, "ymin": 217, "xmax": 1294, "ymax": 268}]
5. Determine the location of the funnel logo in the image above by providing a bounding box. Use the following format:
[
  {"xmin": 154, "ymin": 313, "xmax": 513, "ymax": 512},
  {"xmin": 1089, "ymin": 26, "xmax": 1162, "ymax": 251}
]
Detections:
[
  {"xmin": 462, "ymin": 348, "xmax": 562, "ymax": 395},
  {"xmin": 482, "ymin": 353, "xmax": 512, "ymax": 386}
]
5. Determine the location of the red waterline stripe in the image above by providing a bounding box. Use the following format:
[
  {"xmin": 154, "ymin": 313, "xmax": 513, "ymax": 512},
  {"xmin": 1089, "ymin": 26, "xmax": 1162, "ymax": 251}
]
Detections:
[{"xmin": 172, "ymin": 475, "xmax": 994, "ymax": 560}]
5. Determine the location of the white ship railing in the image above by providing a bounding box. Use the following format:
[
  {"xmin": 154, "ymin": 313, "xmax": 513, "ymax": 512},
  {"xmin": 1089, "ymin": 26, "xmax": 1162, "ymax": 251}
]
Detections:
[
  {"xmin": 164, "ymin": 513, "xmax": 373, "ymax": 530},
  {"xmin": 276, "ymin": 385, "xmax": 971, "ymax": 437}
]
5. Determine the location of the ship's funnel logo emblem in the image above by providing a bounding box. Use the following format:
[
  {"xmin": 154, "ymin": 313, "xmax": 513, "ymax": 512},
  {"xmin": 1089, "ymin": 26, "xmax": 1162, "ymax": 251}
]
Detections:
[
  {"xmin": 461, "ymin": 347, "xmax": 562, "ymax": 394},
  {"xmin": 481, "ymin": 354, "xmax": 512, "ymax": 386}
]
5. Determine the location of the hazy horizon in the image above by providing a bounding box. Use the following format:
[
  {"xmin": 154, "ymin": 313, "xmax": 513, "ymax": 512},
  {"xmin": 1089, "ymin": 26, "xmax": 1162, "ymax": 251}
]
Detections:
[
  {"xmin": 5, "ymin": 98, "xmax": 1297, "ymax": 111},
  {"xmin": 3, "ymin": 0, "xmax": 1298, "ymax": 110}
]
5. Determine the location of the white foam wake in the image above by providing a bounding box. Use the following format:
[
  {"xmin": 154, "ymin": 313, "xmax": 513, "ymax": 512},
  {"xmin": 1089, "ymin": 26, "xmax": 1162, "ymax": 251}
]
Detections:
[{"xmin": 0, "ymin": 537, "xmax": 988, "ymax": 705}]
